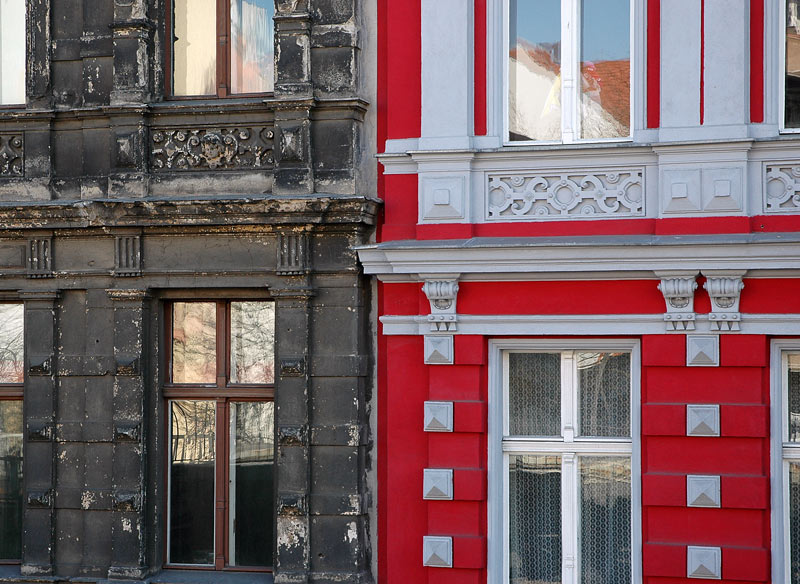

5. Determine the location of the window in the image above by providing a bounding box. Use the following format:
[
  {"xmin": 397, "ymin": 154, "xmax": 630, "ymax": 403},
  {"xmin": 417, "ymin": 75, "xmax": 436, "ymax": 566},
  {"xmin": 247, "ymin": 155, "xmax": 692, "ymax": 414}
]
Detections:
[
  {"xmin": 506, "ymin": 0, "xmax": 632, "ymax": 143},
  {"xmin": 168, "ymin": 0, "xmax": 274, "ymax": 97},
  {"xmin": 0, "ymin": 0, "xmax": 25, "ymax": 105},
  {"xmin": 492, "ymin": 342, "xmax": 639, "ymax": 584},
  {"xmin": 0, "ymin": 304, "xmax": 23, "ymax": 562},
  {"xmin": 777, "ymin": 349, "xmax": 800, "ymax": 582},
  {"xmin": 165, "ymin": 300, "xmax": 275, "ymax": 570},
  {"xmin": 785, "ymin": 1, "xmax": 800, "ymax": 129}
]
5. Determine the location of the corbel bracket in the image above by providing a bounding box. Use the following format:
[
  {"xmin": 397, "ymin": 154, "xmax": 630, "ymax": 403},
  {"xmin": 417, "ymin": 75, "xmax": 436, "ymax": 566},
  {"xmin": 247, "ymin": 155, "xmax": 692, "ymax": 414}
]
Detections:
[
  {"xmin": 656, "ymin": 271, "xmax": 699, "ymax": 332},
  {"xmin": 702, "ymin": 271, "xmax": 745, "ymax": 332},
  {"xmin": 421, "ymin": 275, "xmax": 460, "ymax": 332}
]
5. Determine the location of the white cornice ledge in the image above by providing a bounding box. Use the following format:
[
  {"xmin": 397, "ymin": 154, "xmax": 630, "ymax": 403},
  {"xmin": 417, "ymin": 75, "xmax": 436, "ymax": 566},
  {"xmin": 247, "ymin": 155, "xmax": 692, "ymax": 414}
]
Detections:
[
  {"xmin": 380, "ymin": 313, "xmax": 800, "ymax": 336},
  {"xmin": 356, "ymin": 234, "xmax": 800, "ymax": 281}
]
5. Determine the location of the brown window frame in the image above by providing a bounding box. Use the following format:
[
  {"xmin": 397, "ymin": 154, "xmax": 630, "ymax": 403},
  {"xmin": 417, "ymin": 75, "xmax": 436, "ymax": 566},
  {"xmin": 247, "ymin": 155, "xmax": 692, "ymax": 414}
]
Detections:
[
  {"xmin": 165, "ymin": 0, "xmax": 274, "ymax": 99},
  {"xmin": 0, "ymin": 302, "xmax": 23, "ymax": 565},
  {"xmin": 163, "ymin": 299, "xmax": 275, "ymax": 572}
]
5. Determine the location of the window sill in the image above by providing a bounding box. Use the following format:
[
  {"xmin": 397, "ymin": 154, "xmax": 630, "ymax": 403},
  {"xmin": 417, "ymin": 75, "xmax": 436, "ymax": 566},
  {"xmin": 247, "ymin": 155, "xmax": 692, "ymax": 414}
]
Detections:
[{"xmin": 150, "ymin": 569, "xmax": 273, "ymax": 584}]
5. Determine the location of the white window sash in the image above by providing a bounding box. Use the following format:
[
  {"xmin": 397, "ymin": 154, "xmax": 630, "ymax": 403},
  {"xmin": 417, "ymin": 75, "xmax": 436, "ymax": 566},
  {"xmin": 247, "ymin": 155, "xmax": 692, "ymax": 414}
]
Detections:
[
  {"xmin": 502, "ymin": 0, "xmax": 635, "ymax": 145},
  {"xmin": 495, "ymin": 343, "xmax": 639, "ymax": 584}
]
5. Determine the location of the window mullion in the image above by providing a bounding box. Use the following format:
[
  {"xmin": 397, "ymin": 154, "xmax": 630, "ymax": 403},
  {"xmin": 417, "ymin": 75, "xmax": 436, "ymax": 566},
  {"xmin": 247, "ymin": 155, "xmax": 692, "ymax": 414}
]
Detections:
[
  {"xmin": 214, "ymin": 401, "xmax": 227, "ymax": 569},
  {"xmin": 216, "ymin": 0, "xmax": 229, "ymax": 97},
  {"xmin": 562, "ymin": 351, "xmax": 576, "ymax": 441},
  {"xmin": 561, "ymin": 0, "xmax": 578, "ymax": 143},
  {"xmin": 562, "ymin": 452, "xmax": 578, "ymax": 584}
]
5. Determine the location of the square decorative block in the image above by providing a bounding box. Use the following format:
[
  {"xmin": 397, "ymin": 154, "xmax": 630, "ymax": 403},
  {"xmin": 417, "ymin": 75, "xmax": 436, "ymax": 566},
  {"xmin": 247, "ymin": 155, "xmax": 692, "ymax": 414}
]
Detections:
[
  {"xmin": 687, "ymin": 404, "xmax": 720, "ymax": 437},
  {"xmin": 423, "ymin": 469, "xmax": 453, "ymax": 500},
  {"xmin": 420, "ymin": 176, "xmax": 465, "ymax": 221},
  {"xmin": 687, "ymin": 475, "xmax": 721, "ymax": 508},
  {"xmin": 687, "ymin": 546, "xmax": 721, "ymax": 579},
  {"xmin": 424, "ymin": 401, "xmax": 454, "ymax": 433},
  {"xmin": 687, "ymin": 335, "xmax": 719, "ymax": 367},
  {"xmin": 423, "ymin": 536, "xmax": 453, "ymax": 568},
  {"xmin": 424, "ymin": 335, "xmax": 454, "ymax": 365}
]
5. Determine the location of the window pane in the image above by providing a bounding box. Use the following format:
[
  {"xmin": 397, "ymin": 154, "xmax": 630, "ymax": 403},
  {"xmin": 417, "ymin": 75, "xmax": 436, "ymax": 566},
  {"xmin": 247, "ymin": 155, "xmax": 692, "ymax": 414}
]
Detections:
[
  {"xmin": 0, "ymin": 401, "xmax": 22, "ymax": 560},
  {"xmin": 789, "ymin": 354, "xmax": 800, "ymax": 442},
  {"xmin": 509, "ymin": 454, "xmax": 561, "ymax": 584},
  {"xmin": 508, "ymin": 0, "xmax": 561, "ymax": 141},
  {"xmin": 787, "ymin": 0, "xmax": 800, "ymax": 127},
  {"xmin": 578, "ymin": 352, "xmax": 630, "ymax": 437},
  {"xmin": 230, "ymin": 301, "xmax": 275, "ymax": 384},
  {"xmin": 508, "ymin": 353, "xmax": 561, "ymax": 436},
  {"xmin": 580, "ymin": 0, "xmax": 630, "ymax": 139},
  {"xmin": 791, "ymin": 462, "xmax": 800, "ymax": 583},
  {"xmin": 0, "ymin": 0, "xmax": 25, "ymax": 105},
  {"xmin": 229, "ymin": 402, "xmax": 274, "ymax": 566},
  {"xmin": 0, "ymin": 304, "xmax": 23, "ymax": 383},
  {"xmin": 172, "ymin": 0, "xmax": 216, "ymax": 96},
  {"xmin": 169, "ymin": 400, "xmax": 216, "ymax": 565},
  {"xmin": 231, "ymin": 0, "xmax": 274, "ymax": 94},
  {"xmin": 579, "ymin": 456, "xmax": 631, "ymax": 584},
  {"xmin": 172, "ymin": 302, "xmax": 216, "ymax": 384}
]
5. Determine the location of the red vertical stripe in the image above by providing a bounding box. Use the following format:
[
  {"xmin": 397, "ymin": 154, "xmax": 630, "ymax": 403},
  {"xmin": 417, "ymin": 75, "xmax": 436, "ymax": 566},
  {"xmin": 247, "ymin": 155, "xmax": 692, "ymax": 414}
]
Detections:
[
  {"xmin": 385, "ymin": 0, "xmax": 421, "ymax": 142},
  {"xmin": 647, "ymin": 0, "xmax": 660, "ymax": 128},
  {"xmin": 474, "ymin": 0, "xmax": 487, "ymax": 136},
  {"xmin": 750, "ymin": 0, "xmax": 765, "ymax": 123},
  {"xmin": 700, "ymin": 0, "xmax": 705, "ymax": 124}
]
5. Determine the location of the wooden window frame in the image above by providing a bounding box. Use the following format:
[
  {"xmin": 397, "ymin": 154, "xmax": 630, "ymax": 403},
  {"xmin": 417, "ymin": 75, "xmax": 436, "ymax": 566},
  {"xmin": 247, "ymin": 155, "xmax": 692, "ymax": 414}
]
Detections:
[
  {"xmin": 0, "ymin": 302, "xmax": 23, "ymax": 565},
  {"xmin": 165, "ymin": 0, "xmax": 274, "ymax": 99},
  {"xmin": 164, "ymin": 299, "xmax": 275, "ymax": 572}
]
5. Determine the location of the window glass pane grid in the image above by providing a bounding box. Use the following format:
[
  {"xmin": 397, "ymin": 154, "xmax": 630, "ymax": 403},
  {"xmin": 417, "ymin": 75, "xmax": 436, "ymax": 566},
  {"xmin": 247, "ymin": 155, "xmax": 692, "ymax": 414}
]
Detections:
[
  {"xmin": 577, "ymin": 352, "xmax": 631, "ymax": 438},
  {"xmin": 508, "ymin": 352, "xmax": 562, "ymax": 436}
]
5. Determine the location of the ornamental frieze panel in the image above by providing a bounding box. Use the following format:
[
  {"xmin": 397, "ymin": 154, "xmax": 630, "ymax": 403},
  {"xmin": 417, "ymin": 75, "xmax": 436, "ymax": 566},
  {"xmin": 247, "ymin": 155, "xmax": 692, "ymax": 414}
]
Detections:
[
  {"xmin": 765, "ymin": 164, "xmax": 800, "ymax": 212},
  {"xmin": 486, "ymin": 169, "xmax": 644, "ymax": 220},
  {"xmin": 0, "ymin": 134, "xmax": 23, "ymax": 177},
  {"xmin": 151, "ymin": 127, "xmax": 274, "ymax": 171}
]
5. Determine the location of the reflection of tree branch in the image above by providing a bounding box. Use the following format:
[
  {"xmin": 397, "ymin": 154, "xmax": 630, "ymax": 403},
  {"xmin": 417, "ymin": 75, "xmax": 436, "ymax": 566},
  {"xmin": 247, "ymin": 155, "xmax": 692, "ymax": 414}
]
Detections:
[{"xmin": 0, "ymin": 306, "xmax": 24, "ymax": 383}]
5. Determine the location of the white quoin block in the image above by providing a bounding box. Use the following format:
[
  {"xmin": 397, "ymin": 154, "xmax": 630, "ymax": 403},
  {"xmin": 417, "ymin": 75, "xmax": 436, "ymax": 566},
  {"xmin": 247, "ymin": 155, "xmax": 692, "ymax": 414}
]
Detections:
[
  {"xmin": 687, "ymin": 404, "xmax": 720, "ymax": 437},
  {"xmin": 687, "ymin": 335, "xmax": 719, "ymax": 367},
  {"xmin": 687, "ymin": 546, "xmax": 722, "ymax": 579},
  {"xmin": 423, "ymin": 469, "xmax": 454, "ymax": 500},
  {"xmin": 424, "ymin": 401, "xmax": 454, "ymax": 433},
  {"xmin": 687, "ymin": 475, "xmax": 721, "ymax": 508},
  {"xmin": 423, "ymin": 536, "xmax": 453, "ymax": 568}
]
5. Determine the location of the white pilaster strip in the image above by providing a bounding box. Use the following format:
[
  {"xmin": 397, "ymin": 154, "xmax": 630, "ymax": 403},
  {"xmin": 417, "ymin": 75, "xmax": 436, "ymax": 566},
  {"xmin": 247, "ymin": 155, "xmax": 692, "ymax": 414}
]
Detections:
[
  {"xmin": 420, "ymin": 0, "xmax": 474, "ymax": 150},
  {"xmin": 703, "ymin": 0, "xmax": 748, "ymax": 127},
  {"xmin": 660, "ymin": 0, "xmax": 701, "ymax": 128}
]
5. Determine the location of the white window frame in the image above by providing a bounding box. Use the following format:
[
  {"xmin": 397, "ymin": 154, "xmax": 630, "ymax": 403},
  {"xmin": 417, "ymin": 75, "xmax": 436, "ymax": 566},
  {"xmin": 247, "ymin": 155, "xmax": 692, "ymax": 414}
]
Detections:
[
  {"xmin": 488, "ymin": 339, "xmax": 642, "ymax": 584},
  {"xmin": 501, "ymin": 0, "xmax": 636, "ymax": 145},
  {"xmin": 770, "ymin": 341, "xmax": 800, "ymax": 583},
  {"xmin": 781, "ymin": 0, "xmax": 800, "ymax": 133}
]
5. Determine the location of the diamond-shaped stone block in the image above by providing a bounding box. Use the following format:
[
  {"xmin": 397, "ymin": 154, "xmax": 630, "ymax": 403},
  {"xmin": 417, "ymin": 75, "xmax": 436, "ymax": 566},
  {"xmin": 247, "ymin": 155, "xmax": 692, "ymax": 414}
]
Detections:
[
  {"xmin": 687, "ymin": 546, "xmax": 721, "ymax": 579},
  {"xmin": 687, "ymin": 475, "xmax": 721, "ymax": 508},
  {"xmin": 687, "ymin": 335, "xmax": 719, "ymax": 367},
  {"xmin": 423, "ymin": 469, "xmax": 453, "ymax": 500},
  {"xmin": 424, "ymin": 335, "xmax": 454, "ymax": 365},
  {"xmin": 687, "ymin": 404, "xmax": 720, "ymax": 437},
  {"xmin": 424, "ymin": 401, "xmax": 453, "ymax": 433},
  {"xmin": 423, "ymin": 536, "xmax": 453, "ymax": 568}
]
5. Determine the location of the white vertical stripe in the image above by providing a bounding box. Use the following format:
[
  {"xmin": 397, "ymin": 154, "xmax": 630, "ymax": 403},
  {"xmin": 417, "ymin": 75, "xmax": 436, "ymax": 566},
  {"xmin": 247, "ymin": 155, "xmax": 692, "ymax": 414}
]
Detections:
[
  {"xmin": 703, "ymin": 0, "xmax": 748, "ymax": 126},
  {"xmin": 660, "ymin": 0, "xmax": 701, "ymax": 127}
]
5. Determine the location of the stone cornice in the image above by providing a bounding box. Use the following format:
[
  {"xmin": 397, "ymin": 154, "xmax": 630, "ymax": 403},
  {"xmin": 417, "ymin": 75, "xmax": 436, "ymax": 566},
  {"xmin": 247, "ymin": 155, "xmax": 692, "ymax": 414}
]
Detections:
[
  {"xmin": 356, "ymin": 234, "xmax": 800, "ymax": 280},
  {"xmin": 0, "ymin": 195, "xmax": 380, "ymax": 230}
]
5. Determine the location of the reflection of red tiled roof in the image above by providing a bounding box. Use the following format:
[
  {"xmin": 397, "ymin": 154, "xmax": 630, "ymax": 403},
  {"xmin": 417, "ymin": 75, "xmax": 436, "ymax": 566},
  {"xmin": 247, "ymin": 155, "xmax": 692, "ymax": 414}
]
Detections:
[
  {"xmin": 510, "ymin": 40, "xmax": 561, "ymax": 76},
  {"xmin": 582, "ymin": 60, "xmax": 630, "ymax": 128}
]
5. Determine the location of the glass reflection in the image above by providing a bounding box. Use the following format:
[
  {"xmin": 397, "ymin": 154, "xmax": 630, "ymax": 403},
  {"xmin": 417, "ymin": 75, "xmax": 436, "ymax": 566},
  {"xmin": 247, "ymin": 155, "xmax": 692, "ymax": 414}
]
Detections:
[
  {"xmin": 0, "ymin": 305, "xmax": 23, "ymax": 384},
  {"xmin": 791, "ymin": 462, "xmax": 800, "ymax": 583},
  {"xmin": 172, "ymin": 0, "xmax": 217, "ymax": 96},
  {"xmin": 579, "ymin": 456, "xmax": 631, "ymax": 584},
  {"xmin": 788, "ymin": 0, "xmax": 800, "ymax": 127},
  {"xmin": 230, "ymin": 302, "xmax": 275, "ymax": 384},
  {"xmin": 0, "ymin": 401, "xmax": 22, "ymax": 560},
  {"xmin": 229, "ymin": 402, "xmax": 274, "ymax": 566},
  {"xmin": 578, "ymin": 352, "xmax": 631, "ymax": 438},
  {"xmin": 169, "ymin": 400, "xmax": 216, "ymax": 565},
  {"xmin": 231, "ymin": 0, "xmax": 274, "ymax": 94},
  {"xmin": 508, "ymin": 0, "xmax": 561, "ymax": 141},
  {"xmin": 580, "ymin": 0, "xmax": 630, "ymax": 139},
  {"xmin": 172, "ymin": 302, "xmax": 217, "ymax": 384},
  {"xmin": 508, "ymin": 353, "xmax": 561, "ymax": 436},
  {"xmin": 0, "ymin": 0, "xmax": 25, "ymax": 104},
  {"xmin": 509, "ymin": 454, "xmax": 561, "ymax": 584},
  {"xmin": 789, "ymin": 354, "xmax": 800, "ymax": 442}
]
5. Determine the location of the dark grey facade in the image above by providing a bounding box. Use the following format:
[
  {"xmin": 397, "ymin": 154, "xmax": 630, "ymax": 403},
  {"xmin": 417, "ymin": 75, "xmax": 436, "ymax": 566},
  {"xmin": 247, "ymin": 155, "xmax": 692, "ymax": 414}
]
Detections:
[{"xmin": 0, "ymin": 0, "xmax": 377, "ymax": 582}]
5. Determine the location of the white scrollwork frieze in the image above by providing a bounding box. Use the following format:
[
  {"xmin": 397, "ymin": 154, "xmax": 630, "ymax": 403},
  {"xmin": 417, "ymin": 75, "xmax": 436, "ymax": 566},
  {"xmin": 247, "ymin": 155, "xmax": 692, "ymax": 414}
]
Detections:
[
  {"xmin": 151, "ymin": 127, "xmax": 274, "ymax": 171},
  {"xmin": 765, "ymin": 164, "xmax": 800, "ymax": 212},
  {"xmin": 487, "ymin": 169, "xmax": 644, "ymax": 220}
]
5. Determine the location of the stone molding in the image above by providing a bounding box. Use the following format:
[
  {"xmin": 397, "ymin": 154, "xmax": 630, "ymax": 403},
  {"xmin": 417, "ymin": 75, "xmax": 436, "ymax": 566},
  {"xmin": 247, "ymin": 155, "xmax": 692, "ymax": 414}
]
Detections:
[
  {"xmin": 487, "ymin": 169, "xmax": 644, "ymax": 220},
  {"xmin": 657, "ymin": 272, "xmax": 699, "ymax": 331},
  {"xmin": 765, "ymin": 163, "xmax": 800, "ymax": 212},
  {"xmin": 151, "ymin": 127, "xmax": 274, "ymax": 171}
]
